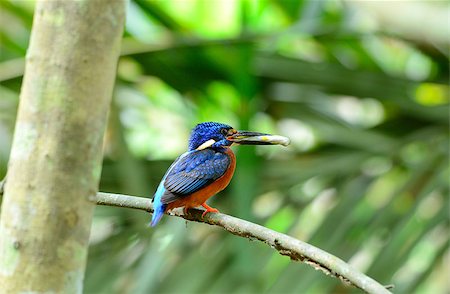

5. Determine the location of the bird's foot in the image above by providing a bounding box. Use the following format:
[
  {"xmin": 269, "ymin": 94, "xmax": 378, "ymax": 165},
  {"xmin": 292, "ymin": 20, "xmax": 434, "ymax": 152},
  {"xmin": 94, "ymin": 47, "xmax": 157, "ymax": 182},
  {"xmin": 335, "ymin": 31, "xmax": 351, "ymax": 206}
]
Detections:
[
  {"xmin": 183, "ymin": 206, "xmax": 189, "ymax": 215},
  {"xmin": 201, "ymin": 203, "xmax": 219, "ymax": 218}
]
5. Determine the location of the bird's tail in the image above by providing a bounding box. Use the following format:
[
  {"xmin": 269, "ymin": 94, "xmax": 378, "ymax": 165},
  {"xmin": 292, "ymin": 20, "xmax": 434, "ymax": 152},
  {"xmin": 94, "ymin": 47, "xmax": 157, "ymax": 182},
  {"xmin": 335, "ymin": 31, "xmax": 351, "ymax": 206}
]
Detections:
[
  {"xmin": 150, "ymin": 202, "xmax": 167, "ymax": 227},
  {"xmin": 150, "ymin": 171, "xmax": 172, "ymax": 227}
]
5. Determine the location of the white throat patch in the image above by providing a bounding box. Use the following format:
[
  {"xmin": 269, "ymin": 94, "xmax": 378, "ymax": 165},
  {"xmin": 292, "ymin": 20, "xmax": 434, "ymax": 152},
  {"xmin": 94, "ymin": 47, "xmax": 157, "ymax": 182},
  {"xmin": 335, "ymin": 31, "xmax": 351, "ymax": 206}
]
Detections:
[{"xmin": 196, "ymin": 139, "xmax": 216, "ymax": 150}]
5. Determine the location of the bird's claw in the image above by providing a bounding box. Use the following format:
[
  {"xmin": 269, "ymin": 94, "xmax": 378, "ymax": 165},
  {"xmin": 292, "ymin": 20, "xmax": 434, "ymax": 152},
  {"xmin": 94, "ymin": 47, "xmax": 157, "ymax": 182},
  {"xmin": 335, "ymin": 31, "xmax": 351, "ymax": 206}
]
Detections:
[{"xmin": 201, "ymin": 203, "xmax": 219, "ymax": 218}]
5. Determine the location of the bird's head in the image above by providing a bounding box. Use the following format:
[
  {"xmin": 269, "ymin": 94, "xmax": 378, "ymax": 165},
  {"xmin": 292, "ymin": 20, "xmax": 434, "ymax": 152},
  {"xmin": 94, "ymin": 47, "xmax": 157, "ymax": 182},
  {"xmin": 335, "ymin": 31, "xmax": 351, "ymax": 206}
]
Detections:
[{"xmin": 188, "ymin": 122, "xmax": 290, "ymax": 151}]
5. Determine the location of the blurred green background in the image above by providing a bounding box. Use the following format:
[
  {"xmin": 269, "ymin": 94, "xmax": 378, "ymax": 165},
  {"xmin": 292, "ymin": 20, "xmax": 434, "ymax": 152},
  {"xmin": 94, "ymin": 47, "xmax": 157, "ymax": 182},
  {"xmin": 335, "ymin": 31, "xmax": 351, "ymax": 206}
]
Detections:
[{"xmin": 0, "ymin": 0, "xmax": 449, "ymax": 293}]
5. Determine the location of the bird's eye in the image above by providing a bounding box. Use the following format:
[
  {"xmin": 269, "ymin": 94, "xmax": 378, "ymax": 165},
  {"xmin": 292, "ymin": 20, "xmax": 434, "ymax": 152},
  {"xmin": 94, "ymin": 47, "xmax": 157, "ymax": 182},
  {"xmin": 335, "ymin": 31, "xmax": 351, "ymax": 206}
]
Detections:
[{"xmin": 220, "ymin": 128, "xmax": 229, "ymax": 136}]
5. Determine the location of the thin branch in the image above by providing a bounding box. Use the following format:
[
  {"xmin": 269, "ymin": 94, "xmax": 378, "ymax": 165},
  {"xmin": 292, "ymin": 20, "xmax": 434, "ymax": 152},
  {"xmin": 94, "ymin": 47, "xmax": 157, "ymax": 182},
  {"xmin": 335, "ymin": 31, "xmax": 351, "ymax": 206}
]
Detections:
[{"xmin": 97, "ymin": 192, "xmax": 392, "ymax": 294}]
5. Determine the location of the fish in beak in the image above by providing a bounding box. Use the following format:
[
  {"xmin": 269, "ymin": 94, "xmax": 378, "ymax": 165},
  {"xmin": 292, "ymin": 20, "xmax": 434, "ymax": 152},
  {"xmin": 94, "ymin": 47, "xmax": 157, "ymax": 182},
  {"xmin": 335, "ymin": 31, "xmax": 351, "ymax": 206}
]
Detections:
[{"xmin": 228, "ymin": 131, "xmax": 290, "ymax": 146}]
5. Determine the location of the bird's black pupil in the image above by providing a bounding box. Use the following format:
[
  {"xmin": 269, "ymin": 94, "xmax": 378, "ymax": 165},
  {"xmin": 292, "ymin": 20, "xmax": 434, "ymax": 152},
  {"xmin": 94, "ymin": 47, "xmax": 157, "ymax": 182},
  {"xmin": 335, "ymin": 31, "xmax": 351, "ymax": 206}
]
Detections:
[{"xmin": 221, "ymin": 128, "xmax": 229, "ymax": 135}]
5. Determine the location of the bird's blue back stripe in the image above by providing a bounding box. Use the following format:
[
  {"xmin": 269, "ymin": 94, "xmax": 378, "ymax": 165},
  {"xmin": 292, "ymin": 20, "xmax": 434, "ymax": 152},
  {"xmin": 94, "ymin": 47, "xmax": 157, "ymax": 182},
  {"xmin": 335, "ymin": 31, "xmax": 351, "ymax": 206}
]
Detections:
[{"xmin": 151, "ymin": 151, "xmax": 194, "ymax": 226}]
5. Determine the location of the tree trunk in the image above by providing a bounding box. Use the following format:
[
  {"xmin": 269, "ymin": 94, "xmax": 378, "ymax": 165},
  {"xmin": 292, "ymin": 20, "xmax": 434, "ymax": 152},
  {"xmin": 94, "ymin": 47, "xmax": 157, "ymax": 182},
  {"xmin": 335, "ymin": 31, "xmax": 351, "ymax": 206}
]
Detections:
[{"xmin": 0, "ymin": 1, "xmax": 125, "ymax": 292}]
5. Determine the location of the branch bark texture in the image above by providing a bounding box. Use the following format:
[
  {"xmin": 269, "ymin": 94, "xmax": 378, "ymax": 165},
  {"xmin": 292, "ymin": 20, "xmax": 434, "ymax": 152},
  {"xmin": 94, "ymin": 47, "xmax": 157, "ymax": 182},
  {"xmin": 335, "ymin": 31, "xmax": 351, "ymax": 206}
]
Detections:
[
  {"xmin": 0, "ymin": 1, "xmax": 125, "ymax": 292},
  {"xmin": 97, "ymin": 192, "xmax": 391, "ymax": 294}
]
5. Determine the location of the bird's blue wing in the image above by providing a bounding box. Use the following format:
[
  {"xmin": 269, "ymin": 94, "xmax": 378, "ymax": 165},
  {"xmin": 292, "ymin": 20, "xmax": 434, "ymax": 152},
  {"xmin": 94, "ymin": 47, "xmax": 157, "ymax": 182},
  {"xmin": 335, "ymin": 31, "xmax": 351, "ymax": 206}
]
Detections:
[
  {"xmin": 161, "ymin": 149, "xmax": 230, "ymax": 204},
  {"xmin": 151, "ymin": 152, "xmax": 191, "ymax": 227},
  {"xmin": 150, "ymin": 149, "xmax": 230, "ymax": 227}
]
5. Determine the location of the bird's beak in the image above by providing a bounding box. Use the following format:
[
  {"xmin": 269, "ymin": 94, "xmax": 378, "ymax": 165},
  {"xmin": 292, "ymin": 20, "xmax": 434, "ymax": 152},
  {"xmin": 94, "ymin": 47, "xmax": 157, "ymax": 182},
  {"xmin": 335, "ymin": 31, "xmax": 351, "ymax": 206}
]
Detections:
[{"xmin": 227, "ymin": 131, "xmax": 290, "ymax": 146}]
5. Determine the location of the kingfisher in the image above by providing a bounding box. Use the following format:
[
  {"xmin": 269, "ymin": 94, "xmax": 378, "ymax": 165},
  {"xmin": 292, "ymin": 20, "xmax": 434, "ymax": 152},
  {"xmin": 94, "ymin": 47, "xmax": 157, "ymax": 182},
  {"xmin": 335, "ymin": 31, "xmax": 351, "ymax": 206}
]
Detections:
[{"xmin": 150, "ymin": 122, "xmax": 290, "ymax": 226}]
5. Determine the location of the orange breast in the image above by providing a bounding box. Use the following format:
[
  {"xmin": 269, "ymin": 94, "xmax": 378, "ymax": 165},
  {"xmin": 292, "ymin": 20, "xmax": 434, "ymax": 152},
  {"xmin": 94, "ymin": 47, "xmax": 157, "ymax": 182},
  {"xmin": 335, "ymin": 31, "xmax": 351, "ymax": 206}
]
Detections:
[{"xmin": 166, "ymin": 148, "xmax": 236, "ymax": 211}]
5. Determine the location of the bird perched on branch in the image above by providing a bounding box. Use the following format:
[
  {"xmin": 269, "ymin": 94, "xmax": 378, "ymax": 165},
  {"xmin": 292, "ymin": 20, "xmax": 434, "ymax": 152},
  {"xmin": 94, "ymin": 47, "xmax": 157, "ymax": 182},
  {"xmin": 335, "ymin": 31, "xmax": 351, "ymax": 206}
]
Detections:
[{"xmin": 151, "ymin": 122, "xmax": 290, "ymax": 226}]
